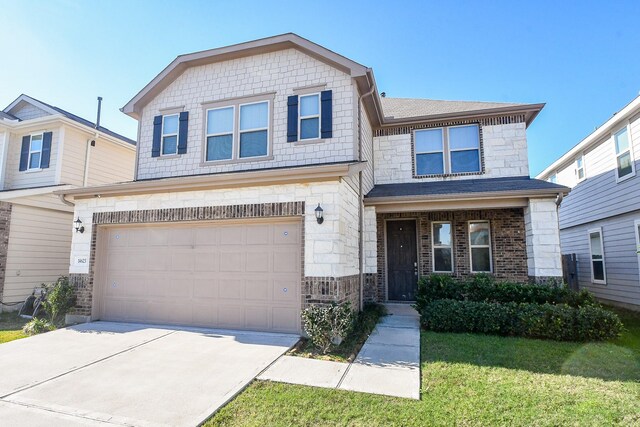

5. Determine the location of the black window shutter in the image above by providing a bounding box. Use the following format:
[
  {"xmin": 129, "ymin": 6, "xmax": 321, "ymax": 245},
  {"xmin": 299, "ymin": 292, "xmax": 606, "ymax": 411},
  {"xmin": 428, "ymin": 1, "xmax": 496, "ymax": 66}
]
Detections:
[
  {"xmin": 40, "ymin": 132, "xmax": 53, "ymax": 168},
  {"xmin": 152, "ymin": 115, "xmax": 162, "ymax": 157},
  {"xmin": 320, "ymin": 90, "xmax": 333, "ymax": 139},
  {"xmin": 19, "ymin": 136, "xmax": 30, "ymax": 171},
  {"xmin": 178, "ymin": 111, "xmax": 189, "ymax": 154},
  {"xmin": 287, "ymin": 95, "xmax": 298, "ymax": 142}
]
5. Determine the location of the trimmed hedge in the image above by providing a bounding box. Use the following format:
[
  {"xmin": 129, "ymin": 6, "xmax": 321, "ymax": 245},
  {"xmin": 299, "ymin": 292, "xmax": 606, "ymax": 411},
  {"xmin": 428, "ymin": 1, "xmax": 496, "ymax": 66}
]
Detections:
[
  {"xmin": 415, "ymin": 274, "xmax": 597, "ymax": 311},
  {"xmin": 420, "ymin": 299, "xmax": 623, "ymax": 341}
]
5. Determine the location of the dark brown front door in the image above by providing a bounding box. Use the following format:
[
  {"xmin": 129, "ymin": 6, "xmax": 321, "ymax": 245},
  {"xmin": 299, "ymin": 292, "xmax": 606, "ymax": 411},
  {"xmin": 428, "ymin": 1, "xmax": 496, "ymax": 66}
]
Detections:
[{"xmin": 386, "ymin": 220, "xmax": 418, "ymax": 301}]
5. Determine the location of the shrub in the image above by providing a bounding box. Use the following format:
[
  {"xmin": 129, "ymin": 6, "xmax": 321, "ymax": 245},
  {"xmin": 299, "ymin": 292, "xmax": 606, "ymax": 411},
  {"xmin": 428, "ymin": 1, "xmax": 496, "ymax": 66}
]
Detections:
[
  {"xmin": 301, "ymin": 302, "xmax": 355, "ymax": 354},
  {"xmin": 23, "ymin": 318, "xmax": 56, "ymax": 336},
  {"xmin": 42, "ymin": 276, "xmax": 75, "ymax": 325},
  {"xmin": 419, "ymin": 299, "xmax": 623, "ymax": 342},
  {"xmin": 415, "ymin": 274, "xmax": 597, "ymax": 311}
]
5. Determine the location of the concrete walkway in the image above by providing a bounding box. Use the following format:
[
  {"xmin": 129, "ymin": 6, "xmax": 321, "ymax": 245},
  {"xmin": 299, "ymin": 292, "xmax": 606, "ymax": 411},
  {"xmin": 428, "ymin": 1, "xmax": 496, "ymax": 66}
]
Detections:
[{"xmin": 259, "ymin": 303, "xmax": 421, "ymax": 399}]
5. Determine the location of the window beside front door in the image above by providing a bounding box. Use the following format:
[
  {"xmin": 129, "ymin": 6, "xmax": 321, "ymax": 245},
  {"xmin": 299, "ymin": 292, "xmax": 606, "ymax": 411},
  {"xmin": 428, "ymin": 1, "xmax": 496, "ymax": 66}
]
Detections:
[
  {"xmin": 469, "ymin": 221, "xmax": 492, "ymax": 272},
  {"xmin": 588, "ymin": 228, "xmax": 606, "ymax": 284},
  {"xmin": 432, "ymin": 221, "xmax": 453, "ymax": 272},
  {"xmin": 414, "ymin": 124, "xmax": 481, "ymax": 176}
]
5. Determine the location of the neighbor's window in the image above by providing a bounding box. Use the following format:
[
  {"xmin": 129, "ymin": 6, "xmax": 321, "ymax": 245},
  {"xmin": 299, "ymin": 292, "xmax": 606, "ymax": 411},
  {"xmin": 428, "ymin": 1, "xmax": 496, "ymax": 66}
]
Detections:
[
  {"xmin": 548, "ymin": 173, "xmax": 557, "ymax": 184},
  {"xmin": 432, "ymin": 222, "xmax": 453, "ymax": 272},
  {"xmin": 299, "ymin": 94, "xmax": 320, "ymax": 140},
  {"xmin": 614, "ymin": 126, "xmax": 635, "ymax": 181},
  {"xmin": 469, "ymin": 221, "xmax": 492, "ymax": 272},
  {"xmin": 588, "ymin": 228, "xmax": 606, "ymax": 284},
  {"xmin": 239, "ymin": 101, "xmax": 269, "ymax": 158},
  {"xmin": 576, "ymin": 155, "xmax": 585, "ymax": 181},
  {"xmin": 204, "ymin": 97, "xmax": 271, "ymax": 162},
  {"xmin": 161, "ymin": 114, "xmax": 179, "ymax": 156},
  {"xmin": 28, "ymin": 134, "xmax": 43, "ymax": 169},
  {"xmin": 206, "ymin": 107, "xmax": 234, "ymax": 161},
  {"xmin": 635, "ymin": 220, "xmax": 640, "ymax": 273},
  {"xmin": 415, "ymin": 124, "xmax": 480, "ymax": 175}
]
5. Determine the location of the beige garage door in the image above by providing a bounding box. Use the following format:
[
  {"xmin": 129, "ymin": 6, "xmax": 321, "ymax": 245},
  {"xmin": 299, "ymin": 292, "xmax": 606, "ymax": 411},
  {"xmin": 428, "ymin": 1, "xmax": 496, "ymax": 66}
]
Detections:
[{"xmin": 96, "ymin": 219, "xmax": 301, "ymax": 333}]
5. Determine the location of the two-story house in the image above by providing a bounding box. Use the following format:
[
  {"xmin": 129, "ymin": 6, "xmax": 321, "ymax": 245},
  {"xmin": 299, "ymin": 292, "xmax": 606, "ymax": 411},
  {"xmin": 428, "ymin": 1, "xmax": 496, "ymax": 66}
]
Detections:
[
  {"xmin": 58, "ymin": 34, "xmax": 568, "ymax": 333},
  {"xmin": 0, "ymin": 94, "xmax": 136, "ymax": 310},
  {"xmin": 537, "ymin": 95, "xmax": 640, "ymax": 311}
]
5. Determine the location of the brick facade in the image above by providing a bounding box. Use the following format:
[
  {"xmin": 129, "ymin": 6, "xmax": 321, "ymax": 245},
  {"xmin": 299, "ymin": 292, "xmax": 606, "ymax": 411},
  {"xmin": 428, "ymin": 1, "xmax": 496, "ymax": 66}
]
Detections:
[
  {"xmin": 373, "ymin": 208, "xmax": 528, "ymax": 302},
  {"xmin": 0, "ymin": 202, "xmax": 12, "ymax": 307}
]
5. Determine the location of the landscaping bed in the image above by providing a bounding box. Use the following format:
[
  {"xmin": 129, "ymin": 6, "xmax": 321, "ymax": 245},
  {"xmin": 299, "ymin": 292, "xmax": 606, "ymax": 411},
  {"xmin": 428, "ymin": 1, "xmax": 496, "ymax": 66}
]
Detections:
[{"xmin": 288, "ymin": 303, "xmax": 386, "ymax": 362}]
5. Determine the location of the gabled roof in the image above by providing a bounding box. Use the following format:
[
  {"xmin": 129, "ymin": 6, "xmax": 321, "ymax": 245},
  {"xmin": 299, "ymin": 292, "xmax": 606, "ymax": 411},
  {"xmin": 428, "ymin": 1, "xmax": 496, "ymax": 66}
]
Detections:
[
  {"xmin": 537, "ymin": 94, "xmax": 640, "ymax": 180},
  {"xmin": 122, "ymin": 33, "xmax": 377, "ymax": 120},
  {"xmin": 0, "ymin": 111, "xmax": 19, "ymax": 121},
  {"xmin": 3, "ymin": 94, "xmax": 136, "ymax": 146}
]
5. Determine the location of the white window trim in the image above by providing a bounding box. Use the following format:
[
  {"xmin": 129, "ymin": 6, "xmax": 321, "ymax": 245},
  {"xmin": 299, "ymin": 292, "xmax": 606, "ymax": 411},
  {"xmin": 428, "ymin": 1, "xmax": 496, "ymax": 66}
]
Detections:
[
  {"xmin": 432, "ymin": 221, "xmax": 454, "ymax": 273},
  {"xmin": 238, "ymin": 100, "xmax": 270, "ymax": 159},
  {"xmin": 298, "ymin": 93, "xmax": 321, "ymax": 141},
  {"xmin": 635, "ymin": 219, "xmax": 640, "ymax": 277},
  {"xmin": 613, "ymin": 124, "xmax": 635, "ymax": 183},
  {"xmin": 28, "ymin": 133, "xmax": 44, "ymax": 171},
  {"xmin": 548, "ymin": 171, "xmax": 557, "ymax": 184},
  {"xmin": 588, "ymin": 227, "xmax": 606, "ymax": 284},
  {"xmin": 469, "ymin": 220, "xmax": 492, "ymax": 273},
  {"xmin": 414, "ymin": 124, "xmax": 481, "ymax": 176},
  {"xmin": 160, "ymin": 114, "xmax": 179, "ymax": 156},
  {"xmin": 205, "ymin": 106, "xmax": 235, "ymax": 162},
  {"xmin": 575, "ymin": 154, "xmax": 586, "ymax": 182}
]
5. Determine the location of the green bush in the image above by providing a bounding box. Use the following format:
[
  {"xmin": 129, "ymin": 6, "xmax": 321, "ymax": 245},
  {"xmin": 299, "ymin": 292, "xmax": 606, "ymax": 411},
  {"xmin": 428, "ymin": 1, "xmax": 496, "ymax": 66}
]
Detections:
[
  {"xmin": 415, "ymin": 274, "xmax": 597, "ymax": 313},
  {"xmin": 420, "ymin": 299, "xmax": 623, "ymax": 342},
  {"xmin": 42, "ymin": 276, "xmax": 75, "ymax": 325},
  {"xmin": 301, "ymin": 302, "xmax": 355, "ymax": 354},
  {"xmin": 23, "ymin": 318, "xmax": 56, "ymax": 336}
]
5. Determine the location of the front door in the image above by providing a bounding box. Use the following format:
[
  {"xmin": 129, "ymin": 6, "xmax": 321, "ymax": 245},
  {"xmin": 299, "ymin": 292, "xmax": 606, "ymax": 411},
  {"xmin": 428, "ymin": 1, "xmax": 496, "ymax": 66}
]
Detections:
[{"xmin": 386, "ymin": 220, "xmax": 418, "ymax": 301}]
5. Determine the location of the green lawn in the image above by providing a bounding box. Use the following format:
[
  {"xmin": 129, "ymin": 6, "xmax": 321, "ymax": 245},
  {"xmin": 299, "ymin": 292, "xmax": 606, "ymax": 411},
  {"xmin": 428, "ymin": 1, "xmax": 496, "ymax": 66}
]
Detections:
[
  {"xmin": 0, "ymin": 311, "xmax": 28, "ymax": 344},
  {"xmin": 206, "ymin": 306, "xmax": 640, "ymax": 426}
]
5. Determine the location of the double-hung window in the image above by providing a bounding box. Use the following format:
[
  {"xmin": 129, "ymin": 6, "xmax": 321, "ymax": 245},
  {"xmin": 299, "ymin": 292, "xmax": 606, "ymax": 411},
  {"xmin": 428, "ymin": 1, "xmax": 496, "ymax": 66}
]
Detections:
[
  {"xmin": 614, "ymin": 126, "xmax": 635, "ymax": 181},
  {"xmin": 432, "ymin": 222, "xmax": 453, "ymax": 272},
  {"xmin": 548, "ymin": 173, "xmax": 557, "ymax": 184},
  {"xmin": 205, "ymin": 97, "xmax": 271, "ymax": 162},
  {"xmin": 299, "ymin": 94, "xmax": 320, "ymax": 140},
  {"xmin": 588, "ymin": 228, "xmax": 606, "ymax": 284},
  {"xmin": 469, "ymin": 221, "xmax": 492, "ymax": 272},
  {"xmin": 28, "ymin": 134, "xmax": 43, "ymax": 169},
  {"xmin": 575, "ymin": 155, "xmax": 585, "ymax": 182},
  {"xmin": 161, "ymin": 114, "xmax": 179, "ymax": 156},
  {"xmin": 415, "ymin": 124, "xmax": 480, "ymax": 176}
]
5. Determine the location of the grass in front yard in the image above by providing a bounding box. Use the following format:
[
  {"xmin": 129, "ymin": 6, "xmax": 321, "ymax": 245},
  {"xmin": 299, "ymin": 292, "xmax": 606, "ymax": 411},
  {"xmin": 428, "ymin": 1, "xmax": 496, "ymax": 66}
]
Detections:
[
  {"xmin": 288, "ymin": 303, "xmax": 386, "ymax": 362},
  {"xmin": 206, "ymin": 306, "xmax": 640, "ymax": 426},
  {"xmin": 0, "ymin": 311, "xmax": 28, "ymax": 344}
]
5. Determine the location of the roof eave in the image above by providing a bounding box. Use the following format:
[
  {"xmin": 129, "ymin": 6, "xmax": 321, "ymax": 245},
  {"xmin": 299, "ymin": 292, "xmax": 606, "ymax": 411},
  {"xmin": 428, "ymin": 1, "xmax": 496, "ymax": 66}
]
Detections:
[{"xmin": 364, "ymin": 187, "xmax": 569, "ymax": 205}]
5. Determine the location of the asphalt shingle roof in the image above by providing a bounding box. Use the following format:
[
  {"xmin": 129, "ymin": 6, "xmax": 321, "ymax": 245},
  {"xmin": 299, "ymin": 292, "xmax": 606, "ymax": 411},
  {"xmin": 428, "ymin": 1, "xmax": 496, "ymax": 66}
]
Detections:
[
  {"xmin": 365, "ymin": 176, "xmax": 569, "ymax": 199},
  {"xmin": 380, "ymin": 97, "xmax": 526, "ymax": 120}
]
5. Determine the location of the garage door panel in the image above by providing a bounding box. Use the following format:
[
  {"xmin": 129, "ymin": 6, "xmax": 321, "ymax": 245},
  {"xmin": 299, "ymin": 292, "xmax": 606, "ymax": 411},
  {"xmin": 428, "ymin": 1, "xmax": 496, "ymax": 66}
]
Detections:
[{"xmin": 99, "ymin": 220, "xmax": 301, "ymax": 334}]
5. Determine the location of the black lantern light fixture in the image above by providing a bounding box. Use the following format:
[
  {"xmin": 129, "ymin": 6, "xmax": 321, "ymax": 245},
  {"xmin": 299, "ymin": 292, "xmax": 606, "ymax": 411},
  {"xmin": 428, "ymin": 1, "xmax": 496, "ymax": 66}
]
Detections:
[
  {"xmin": 315, "ymin": 203, "xmax": 324, "ymax": 224},
  {"xmin": 74, "ymin": 217, "xmax": 85, "ymax": 234}
]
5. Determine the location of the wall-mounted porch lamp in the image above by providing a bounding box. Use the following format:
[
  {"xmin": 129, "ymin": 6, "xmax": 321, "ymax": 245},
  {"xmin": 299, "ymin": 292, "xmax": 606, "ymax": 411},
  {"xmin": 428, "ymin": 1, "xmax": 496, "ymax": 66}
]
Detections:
[
  {"xmin": 74, "ymin": 218, "xmax": 85, "ymax": 234},
  {"xmin": 315, "ymin": 203, "xmax": 324, "ymax": 224}
]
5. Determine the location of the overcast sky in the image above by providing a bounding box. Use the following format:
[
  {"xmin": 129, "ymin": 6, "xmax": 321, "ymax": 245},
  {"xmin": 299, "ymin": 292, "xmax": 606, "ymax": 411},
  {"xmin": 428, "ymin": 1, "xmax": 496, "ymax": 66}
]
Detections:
[{"xmin": 1, "ymin": 0, "xmax": 639, "ymax": 175}]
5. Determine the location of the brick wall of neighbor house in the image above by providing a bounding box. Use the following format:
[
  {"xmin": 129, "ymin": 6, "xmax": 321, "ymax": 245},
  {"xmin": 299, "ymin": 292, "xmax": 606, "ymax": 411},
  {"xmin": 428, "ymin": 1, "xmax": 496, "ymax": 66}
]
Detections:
[
  {"xmin": 0, "ymin": 202, "xmax": 12, "ymax": 309},
  {"xmin": 524, "ymin": 198, "xmax": 563, "ymax": 281},
  {"xmin": 370, "ymin": 209, "xmax": 528, "ymax": 302},
  {"xmin": 373, "ymin": 121, "xmax": 529, "ymax": 185},
  {"xmin": 137, "ymin": 48, "xmax": 357, "ymax": 180},
  {"xmin": 68, "ymin": 180, "xmax": 363, "ymax": 316}
]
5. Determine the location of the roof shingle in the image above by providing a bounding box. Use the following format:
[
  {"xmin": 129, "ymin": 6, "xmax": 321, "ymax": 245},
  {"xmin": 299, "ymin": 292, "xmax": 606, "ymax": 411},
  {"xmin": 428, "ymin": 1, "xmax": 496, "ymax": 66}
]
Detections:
[{"xmin": 380, "ymin": 97, "xmax": 526, "ymax": 120}]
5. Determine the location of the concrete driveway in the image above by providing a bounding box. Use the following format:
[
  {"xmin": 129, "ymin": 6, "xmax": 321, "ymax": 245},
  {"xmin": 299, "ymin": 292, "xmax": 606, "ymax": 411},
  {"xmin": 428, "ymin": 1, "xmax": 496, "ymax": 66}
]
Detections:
[{"xmin": 0, "ymin": 322, "xmax": 298, "ymax": 426}]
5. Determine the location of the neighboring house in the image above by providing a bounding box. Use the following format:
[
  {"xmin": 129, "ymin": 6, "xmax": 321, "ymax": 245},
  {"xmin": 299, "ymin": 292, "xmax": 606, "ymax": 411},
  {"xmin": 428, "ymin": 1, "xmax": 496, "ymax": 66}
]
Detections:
[
  {"xmin": 59, "ymin": 34, "xmax": 568, "ymax": 334},
  {"xmin": 537, "ymin": 95, "xmax": 640, "ymax": 311},
  {"xmin": 0, "ymin": 95, "xmax": 136, "ymax": 310}
]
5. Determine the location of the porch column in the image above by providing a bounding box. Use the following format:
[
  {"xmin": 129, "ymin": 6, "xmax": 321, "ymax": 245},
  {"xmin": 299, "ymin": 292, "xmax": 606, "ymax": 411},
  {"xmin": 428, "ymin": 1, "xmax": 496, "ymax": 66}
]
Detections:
[{"xmin": 524, "ymin": 198, "xmax": 563, "ymax": 282}]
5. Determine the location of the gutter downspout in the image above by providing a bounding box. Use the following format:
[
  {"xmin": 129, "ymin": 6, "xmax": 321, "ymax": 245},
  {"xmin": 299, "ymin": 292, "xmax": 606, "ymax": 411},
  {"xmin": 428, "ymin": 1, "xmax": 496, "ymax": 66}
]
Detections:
[
  {"xmin": 59, "ymin": 193, "xmax": 74, "ymax": 207},
  {"xmin": 357, "ymin": 78, "xmax": 376, "ymax": 312}
]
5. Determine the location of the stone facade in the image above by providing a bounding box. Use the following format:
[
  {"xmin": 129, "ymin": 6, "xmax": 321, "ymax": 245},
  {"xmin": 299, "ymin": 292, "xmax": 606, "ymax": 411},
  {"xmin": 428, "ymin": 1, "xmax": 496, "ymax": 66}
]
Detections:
[
  {"xmin": 372, "ymin": 208, "xmax": 528, "ymax": 302},
  {"xmin": 524, "ymin": 198, "xmax": 563, "ymax": 279},
  {"xmin": 0, "ymin": 202, "xmax": 12, "ymax": 308}
]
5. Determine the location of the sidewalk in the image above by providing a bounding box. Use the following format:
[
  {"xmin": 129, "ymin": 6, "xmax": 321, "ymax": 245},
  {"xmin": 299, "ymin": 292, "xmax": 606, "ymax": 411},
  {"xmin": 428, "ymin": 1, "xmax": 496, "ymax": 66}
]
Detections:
[{"xmin": 258, "ymin": 303, "xmax": 421, "ymax": 399}]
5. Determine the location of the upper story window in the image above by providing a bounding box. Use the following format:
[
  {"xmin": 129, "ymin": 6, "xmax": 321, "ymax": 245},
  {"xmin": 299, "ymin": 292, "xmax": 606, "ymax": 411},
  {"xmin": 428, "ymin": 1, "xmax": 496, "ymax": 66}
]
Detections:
[
  {"xmin": 575, "ymin": 155, "xmax": 585, "ymax": 182},
  {"xmin": 299, "ymin": 94, "xmax": 320, "ymax": 140},
  {"xmin": 161, "ymin": 114, "xmax": 179, "ymax": 156},
  {"xmin": 204, "ymin": 97, "xmax": 271, "ymax": 163},
  {"xmin": 588, "ymin": 228, "xmax": 606, "ymax": 284},
  {"xmin": 548, "ymin": 173, "xmax": 557, "ymax": 184},
  {"xmin": 28, "ymin": 134, "xmax": 43, "ymax": 169},
  {"xmin": 415, "ymin": 124, "xmax": 480, "ymax": 176},
  {"xmin": 614, "ymin": 126, "xmax": 635, "ymax": 181}
]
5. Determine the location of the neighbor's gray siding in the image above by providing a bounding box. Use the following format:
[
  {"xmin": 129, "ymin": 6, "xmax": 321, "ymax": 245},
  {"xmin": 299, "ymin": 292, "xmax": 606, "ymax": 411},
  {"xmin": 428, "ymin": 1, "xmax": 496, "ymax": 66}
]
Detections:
[{"xmin": 560, "ymin": 210, "xmax": 640, "ymax": 308}]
